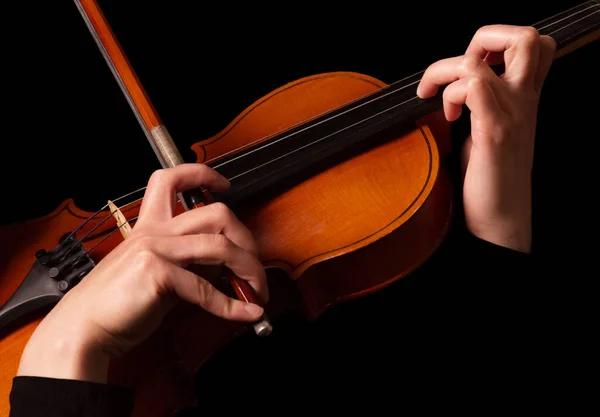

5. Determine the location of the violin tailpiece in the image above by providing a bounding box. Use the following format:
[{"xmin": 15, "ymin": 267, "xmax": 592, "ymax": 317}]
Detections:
[{"xmin": 0, "ymin": 235, "xmax": 96, "ymax": 331}]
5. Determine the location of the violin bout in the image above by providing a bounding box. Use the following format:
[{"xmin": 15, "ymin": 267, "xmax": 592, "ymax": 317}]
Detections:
[
  {"xmin": 0, "ymin": 71, "xmax": 453, "ymax": 417},
  {"xmin": 193, "ymin": 71, "xmax": 455, "ymax": 319}
]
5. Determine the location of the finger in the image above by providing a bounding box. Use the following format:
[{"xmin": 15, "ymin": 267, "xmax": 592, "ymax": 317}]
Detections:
[
  {"xmin": 137, "ymin": 164, "xmax": 230, "ymax": 225},
  {"xmin": 169, "ymin": 202, "xmax": 259, "ymax": 256},
  {"xmin": 417, "ymin": 54, "xmax": 497, "ymax": 99},
  {"xmin": 148, "ymin": 234, "xmax": 268, "ymax": 302},
  {"xmin": 533, "ymin": 35, "xmax": 557, "ymax": 92},
  {"xmin": 442, "ymin": 76, "xmax": 505, "ymax": 124},
  {"xmin": 157, "ymin": 261, "xmax": 264, "ymax": 322},
  {"xmin": 465, "ymin": 25, "xmax": 541, "ymax": 88},
  {"xmin": 441, "ymin": 77, "xmax": 469, "ymax": 121}
]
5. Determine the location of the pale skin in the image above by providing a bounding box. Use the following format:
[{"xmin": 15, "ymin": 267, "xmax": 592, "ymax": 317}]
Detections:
[
  {"xmin": 16, "ymin": 25, "xmax": 556, "ymax": 384},
  {"xmin": 418, "ymin": 24, "xmax": 555, "ymax": 253}
]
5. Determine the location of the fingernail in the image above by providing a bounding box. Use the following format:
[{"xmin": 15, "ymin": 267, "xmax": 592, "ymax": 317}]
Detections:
[
  {"xmin": 416, "ymin": 83, "xmax": 422, "ymax": 97},
  {"xmin": 245, "ymin": 303, "xmax": 263, "ymax": 317}
]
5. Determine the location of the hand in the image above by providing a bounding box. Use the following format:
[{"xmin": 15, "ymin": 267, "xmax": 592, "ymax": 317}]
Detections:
[
  {"xmin": 417, "ymin": 25, "xmax": 556, "ymax": 253},
  {"xmin": 17, "ymin": 163, "xmax": 267, "ymax": 383}
]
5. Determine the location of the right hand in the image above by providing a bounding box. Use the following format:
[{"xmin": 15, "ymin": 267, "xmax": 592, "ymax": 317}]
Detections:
[{"xmin": 17, "ymin": 163, "xmax": 267, "ymax": 382}]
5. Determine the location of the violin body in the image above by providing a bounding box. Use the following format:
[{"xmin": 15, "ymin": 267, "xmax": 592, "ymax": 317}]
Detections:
[
  {"xmin": 3, "ymin": 0, "xmax": 600, "ymax": 413},
  {"xmin": 0, "ymin": 71, "xmax": 453, "ymax": 416}
]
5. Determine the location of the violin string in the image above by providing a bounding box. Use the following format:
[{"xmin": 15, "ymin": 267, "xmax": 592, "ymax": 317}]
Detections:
[
  {"xmin": 204, "ymin": 70, "xmax": 425, "ymax": 166},
  {"xmin": 72, "ymin": 196, "xmax": 142, "ymax": 244},
  {"xmin": 547, "ymin": 9, "xmax": 600, "ymax": 36},
  {"xmin": 62, "ymin": 186, "xmax": 147, "ymax": 243},
  {"xmin": 62, "ymin": 193, "xmax": 189, "ymax": 260},
  {"xmin": 76, "ymin": 216, "xmax": 140, "ymax": 262},
  {"xmin": 56, "ymin": 59, "xmax": 425, "ymax": 252},
  {"xmin": 537, "ymin": 2, "xmax": 598, "ymax": 31},
  {"xmin": 534, "ymin": 1, "xmax": 595, "ymax": 28},
  {"xmin": 59, "ymin": 195, "xmax": 145, "ymax": 261},
  {"xmin": 211, "ymin": 9, "xmax": 600, "ymax": 183},
  {"xmin": 227, "ymin": 94, "xmax": 420, "ymax": 182},
  {"xmin": 211, "ymin": 78, "xmax": 422, "ymax": 170},
  {"xmin": 209, "ymin": 3, "xmax": 599, "ymax": 174},
  {"xmin": 62, "ymin": 2, "xmax": 597, "ymax": 260},
  {"xmin": 205, "ymin": 3, "xmax": 598, "ymax": 168}
]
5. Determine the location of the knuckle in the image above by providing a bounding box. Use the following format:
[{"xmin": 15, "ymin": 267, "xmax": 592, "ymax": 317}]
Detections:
[
  {"xmin": 209, "ymin": 202, "xmax": 233, "ymax": 222},
  {"xmin": 211, "ymin": 233, "xmax": 232, "ymax": 252},
  {"xmin": 135, "ymin": 247, "xmax": 160, "ymax": 272},
  {"xmin": 130, "ymin": 235, "xmax": 154, "ymax": 252},
  {"xmin": 125, "ymin": 236, "xmax": 171, "ymax": 293},
  {"xmin": 128, "ymin": 237, "xmax": 163, "ymax": 273},
  {"xmin": 147, "ymin": 169, "xmax": 171, "ymax": 190},
  {"xmin": 136, "ymin": 250, "xmax": 170, "ymax": 292},
  {"xmin": 193, "ymin": 278, "xmax": 222, "ymax": 311},
  {"xmin": 461, "ymin": 54, "xmax": 483, "ymax": 73},
  {"xmin": 475, "ymin": 25, "xmax": 492, "ymax": 36},
  {"xmin": 193, "ymin": 163, "xmax": 217, "ymax": 181},
  {"xmin": 467, "ymin": 75, "xmax": 486, "ymax": 90},
  {"xmin": 421, "ymin": 64, "xmax": 434, "ymax": 77},
  {"xmin": 471, "ymin": 25, "xmax": 493, "ymax": 42},
  {"xmin": 518, "ymin": 26, "xmax": 540, "ymax": 45},
  {"xmin": 198, "ymin": 163, "xmax": 215, "ymax": 176},
  {"xmin": 442, "ymin": 85, "xmax": 453, "ymax": 100},
  {"xmin": 193, "ymin": 277, "xmax": 210, "ymax": 303}
]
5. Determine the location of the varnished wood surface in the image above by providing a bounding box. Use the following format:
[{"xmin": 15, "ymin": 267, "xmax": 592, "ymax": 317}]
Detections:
[
  {"xmin": 0, "ymin": 198, "xmax": 143, "ymax": 415},
  {"xmin": 195, "ymin": 72, "xmax": 445, "ymax": 276},
  {"xmin": 0, "ymin": 71, "xmax": 452, "ymax": 417},
  {"xmin": 1, "ymin": 0, "xmax": 598, "ymax": 415}
]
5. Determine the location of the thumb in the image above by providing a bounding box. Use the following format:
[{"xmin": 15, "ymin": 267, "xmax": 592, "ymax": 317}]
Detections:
[{"xmin": 163, "ymin": 263, "xmax": 264, "ymax": 322}]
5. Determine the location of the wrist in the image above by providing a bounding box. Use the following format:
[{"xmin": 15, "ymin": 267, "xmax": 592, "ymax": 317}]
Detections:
[
  {"xmin": 462, "ymin": 145, "xmax": 533, "ymax": 254},
  {"xmin": 465, "ymin": 216, "xmax": 531, "ymax": 253},
  {"xmin": 17, "ymin": 317, "xmax": 109, "ymax": 383}
]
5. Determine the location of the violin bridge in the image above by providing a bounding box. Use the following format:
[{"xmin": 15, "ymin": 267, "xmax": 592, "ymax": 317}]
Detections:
[{"xmin": 108, "ymin": 200, "xmax": 132, "ymax": 239}]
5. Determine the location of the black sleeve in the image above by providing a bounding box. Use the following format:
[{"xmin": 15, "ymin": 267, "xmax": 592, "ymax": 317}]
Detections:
[
  {"xmin": 9, "ymin": 376, "xmax": 134, "ymax": 417},
  {"xmin": 440, "ymin": 228, "xmax": 538, "ymax": 329},
  {"xmin": 425, "ymin": 227, "xmax": 547, "ymax": 379},
  {"xmin": 458, "ymin": 230, "xmax": 535, "ymax": 292}
]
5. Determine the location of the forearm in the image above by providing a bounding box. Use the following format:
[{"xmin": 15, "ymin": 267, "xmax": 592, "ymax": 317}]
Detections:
[
  {"xmin": 11, "ymin": 317, "xmax": 132, "ymax": 417},
  {"xmin": 17, "ymin": 309, "xmax": 109, "ymax": 383},
  {"xmin": 462, "ymin": 144, "xmax": 533, "ymax": 254}
]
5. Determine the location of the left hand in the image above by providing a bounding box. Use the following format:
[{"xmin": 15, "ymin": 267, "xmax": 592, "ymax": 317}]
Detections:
[{"xmin": 418, "ymin": 25, "xmax": 556, "ymax": 252}]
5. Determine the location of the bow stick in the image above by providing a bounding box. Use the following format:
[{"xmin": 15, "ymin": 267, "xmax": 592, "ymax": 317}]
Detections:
[{"xmin": 73, "ymin": 0, "xmax": 272, "ymax": 336}]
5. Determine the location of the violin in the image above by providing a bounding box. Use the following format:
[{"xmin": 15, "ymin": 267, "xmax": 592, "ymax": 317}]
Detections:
[{"xmin": 1, "ymin": 0, "xmax": 598, "ymax": 415}]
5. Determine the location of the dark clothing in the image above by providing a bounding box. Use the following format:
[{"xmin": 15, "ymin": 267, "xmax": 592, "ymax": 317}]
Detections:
[
  {"xmin": 9, "ymin": 376, "xmax": 134, "ymax": 417},
  {"xmin": 9, "ymin": 228, "xmax": 541, "ymax": 416}
]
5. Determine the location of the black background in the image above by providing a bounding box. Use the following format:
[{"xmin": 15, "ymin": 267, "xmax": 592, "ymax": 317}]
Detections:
[{"xmin": 2, "ymin": 0, "xmax": 597, "ymax": 413}]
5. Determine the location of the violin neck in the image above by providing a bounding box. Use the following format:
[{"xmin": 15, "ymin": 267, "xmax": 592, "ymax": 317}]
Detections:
[
  {"xmin": 535, "ymin": 1, "xmax": 600, "ymax": 59},
  {"xmin": 73, "ymin": 0, "xmax": 599, "ymax": 212},
  {"xmin": 210, "ymin": 74, "xmax": 440, "ymax": 208},
  {"xmin": 212, "ymin": 1, "xmax": 600, "ymax": 208}
]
